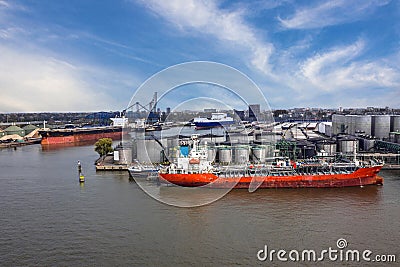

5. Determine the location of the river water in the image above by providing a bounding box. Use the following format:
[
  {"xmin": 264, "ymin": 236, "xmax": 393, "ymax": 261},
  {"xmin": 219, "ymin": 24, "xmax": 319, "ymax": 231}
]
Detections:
[{"xmin": 0, "ymin": 144, "xmax": 399, "ymax": 266}]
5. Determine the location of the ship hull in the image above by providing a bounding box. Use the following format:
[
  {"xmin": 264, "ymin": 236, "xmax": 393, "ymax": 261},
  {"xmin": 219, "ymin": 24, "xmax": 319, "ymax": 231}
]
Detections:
[
  {"xmin": 40, "ymin": 127, "xmax": 122, "ymax": 145},
  {"xmin": 159, "ymin": 166, "xmax": 383, "ymax": 188},
  {"xmin": 194, "ymin": 121, "xmax": 234, "ymax": 128}
]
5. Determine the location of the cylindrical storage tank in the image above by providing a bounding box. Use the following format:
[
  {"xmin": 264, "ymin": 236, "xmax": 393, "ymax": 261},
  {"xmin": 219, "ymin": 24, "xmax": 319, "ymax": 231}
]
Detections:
[
  {"xmin": 372, "ymin": 115, "xmax": 391, "ymax": 139},
  {"xmin": 317, "ymin": 142, "xmax": 337, "ymax": 155},
  {"xmin": 147, "ymin": 139, "xmax": 163, "ymax": 163},
  {"xmin": 396, "ymin": 133, "xmax": 400, "ymax": 144},
  {"xmin": 362, "ymin": 138, "xmax": 375, "ymax": 151},
  {"xmin": 234, "ymin": 145, "xmax": 250, "ymax": 164},
  {"xmin": 117, "ymin": 147, "xmax": 132, "ymax": 165},
  {"xmin": 136, "ymin": 138, "xmax": 162, "ymax": 163},
  {"xmin": 354, "ymin": 115, "xmax": 371, "ymax": 135},
  {"xmin": 218, "ymin": 146, "xmax": 232, "ymax": 165},
  {"xmin": 349, "ymin": 115, "xmax": 356, "ymax": 135},
  {"xmin": 265, "ymin": 144, "xmax": 275, "ymax": 158},
  {"xmin": 392, "ymin": 116, "xmax": 400, "ymax": 132},
  {"xmin": 207, "ymin": 147, "xmax": 217, "ymax": 162},
  {"xmin": 335, "ymin": 114, "xmax": 346, "ymax": 134},
  {"xmin": 338, "ymin": 139, "xmax": 359, "ymax": 154},
  {"xmin": 135, "ymin": 138, "xmax": 146, "ymax": 162},
  {"xmin": 251, "ymin": 146, "xmax": 266, "ymax": 163}
]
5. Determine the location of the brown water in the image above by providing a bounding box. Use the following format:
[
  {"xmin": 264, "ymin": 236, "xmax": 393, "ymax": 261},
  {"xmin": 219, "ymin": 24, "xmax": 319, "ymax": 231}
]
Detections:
[{"xmin": 0, "ymin": 144, "xmax": 399, "ymax": 266}]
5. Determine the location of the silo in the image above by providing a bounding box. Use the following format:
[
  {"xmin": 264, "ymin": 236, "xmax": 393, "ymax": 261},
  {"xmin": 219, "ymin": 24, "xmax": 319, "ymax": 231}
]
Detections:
[
  {"xmin": 136, "ymin": 138, "xmax": 162, "ymax": 163},
  {"xmin": 207, "ymin": 146, "xmax": 217, "ymax": 162},
  {"xmin": 218, "ymin": 146, "xmax": 232, "ymax": 165},
  {"xmin": 325, "ymin": 123, "xmax": 332, "ymax": 137},
  {"xmin": 347, "ymin": 115, "xmax": 356, "ymax": 135},
  {"xmin": 135, "ymin": 137, "xmax": 147, "ymax": 162},
  {"xmin": 338, "ymin": 138, "xmax": 359, "ymax": 154},
  {"xmin": 317, "ymin": 122, "xmax": 326, "ymax": 135},
  {"xmin": 317, "ymin": 141, "xmax": 337, "ymax": 155},
  {"xmin": 361, "ymin": 138, "xmax": 375, "ymax": 151},
  {"xmin": 391, "ymin": 115, "xmax": 400, "ymax": 132},
  {"xmin": 354, "ymin": 115, "xmax": 371, "ymax": 135},
  {"xmin": 4, "ymin": 125, "xmax": 25, "ymax": 137},
  {"xmin": 332, "ymin": 114, "xmax": 345, "ymax": 135},
  {"xmin": 117, "ymin": 147, "xmax": 132, "ymax": 165},
  {"xmin": 234, "ymin": 145, "xmax": 250, "ymax": 164},
  {"xmin": 372, "ymin": 115, "xmax": 391, "ymax": 139},
  {"xmin": 147, "ymin": 139, "xmax": 164, "ymax": 163},
  {"xmin": 251, "ymin": 146, "xmax": 266, "ymax": 163}
]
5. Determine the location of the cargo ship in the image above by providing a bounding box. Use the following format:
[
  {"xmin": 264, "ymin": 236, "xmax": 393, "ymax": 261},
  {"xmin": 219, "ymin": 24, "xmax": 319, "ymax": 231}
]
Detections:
[
  {"xmin": 193, "ymin": 113, "xmax": 234, "ymax": 129},
  {"xmin": 39, "ymin": 117, "xmax": 127, "ymax": 145},
  {"xmin": 158, "ymin": 135, "xmax": 383, "ymax": 189}
]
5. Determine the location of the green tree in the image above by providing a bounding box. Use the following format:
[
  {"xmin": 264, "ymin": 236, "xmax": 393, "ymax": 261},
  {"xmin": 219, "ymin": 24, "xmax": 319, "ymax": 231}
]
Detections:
[{"xmin": 94, "ymin": 138, "xmax": 113, "ymax": 157}]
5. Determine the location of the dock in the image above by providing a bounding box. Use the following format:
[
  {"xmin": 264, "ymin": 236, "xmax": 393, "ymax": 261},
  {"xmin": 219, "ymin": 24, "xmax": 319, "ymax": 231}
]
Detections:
[
  {"xmin": 95, "ymin": 154, "xmax": 130, "ymax": 171},
  {"xmin": 96, "ymin": 164, "xmax": 129, "ymax": 171}
]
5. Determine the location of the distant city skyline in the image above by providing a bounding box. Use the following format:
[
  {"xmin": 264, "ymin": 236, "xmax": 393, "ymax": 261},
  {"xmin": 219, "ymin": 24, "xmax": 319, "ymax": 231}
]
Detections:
[{"xmin": 0, "ymin": 0, "xmax": 399, "ymax": 112}]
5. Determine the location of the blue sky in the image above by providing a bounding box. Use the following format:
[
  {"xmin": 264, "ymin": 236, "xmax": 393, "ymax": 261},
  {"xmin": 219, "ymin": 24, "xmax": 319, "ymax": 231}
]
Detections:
[{"xmin": 0, "ymin": 0, "xmax": 399, "ymax": 112}]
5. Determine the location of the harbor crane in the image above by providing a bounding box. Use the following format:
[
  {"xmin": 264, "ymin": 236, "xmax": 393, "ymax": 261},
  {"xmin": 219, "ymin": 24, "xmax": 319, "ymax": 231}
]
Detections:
[{"xmin": 121, "ymin": 92, "xmax": 158, "ymax": 116}]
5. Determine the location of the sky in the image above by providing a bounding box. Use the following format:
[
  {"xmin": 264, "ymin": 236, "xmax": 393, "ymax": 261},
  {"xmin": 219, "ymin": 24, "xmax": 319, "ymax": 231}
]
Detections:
[{"xmin": 0, "ymin": 0, "xmax": 399, "ymax": 112}]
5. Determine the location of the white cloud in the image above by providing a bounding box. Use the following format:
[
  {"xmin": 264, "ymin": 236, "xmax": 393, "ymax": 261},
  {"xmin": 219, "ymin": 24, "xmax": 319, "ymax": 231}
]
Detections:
[
  {"xmin": 279, "ymin": 0, "xmax": 391, "ymax": 29},
  {"xmin": 298, "ymin": 39, "xmax": 399, "ymax": 91},
  {"xmin": 137, "ymin": 0, "xmax": 274, "ymax": 73},
  {"xmin": 0, "ymin": 44, "xmax": 135, "ymax": 112}
]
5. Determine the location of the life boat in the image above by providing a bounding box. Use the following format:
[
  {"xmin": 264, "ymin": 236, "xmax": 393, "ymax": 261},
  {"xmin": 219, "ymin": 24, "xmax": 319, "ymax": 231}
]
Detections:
[{"xmin": 189, "ymin": 158, "xmax": 200, "ymax": 164}]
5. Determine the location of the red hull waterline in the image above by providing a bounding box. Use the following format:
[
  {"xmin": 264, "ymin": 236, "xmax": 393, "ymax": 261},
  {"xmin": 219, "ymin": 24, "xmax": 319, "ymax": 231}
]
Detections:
[
  {"xmin": 159, "ymin": 166, "xmax": 383, "ymax": 188},
  {"xmin": 41, "ymin": 131, "xmax": 122, "ymax": 145}
]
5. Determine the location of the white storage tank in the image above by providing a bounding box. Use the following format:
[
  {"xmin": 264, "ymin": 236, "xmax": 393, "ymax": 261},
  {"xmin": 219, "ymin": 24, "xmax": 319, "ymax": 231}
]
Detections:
[
  {"xmin": 218, "ymin": 146, "xmax": 232, "ymax": 165},
  {"xmin": 234, "ymin": 145, "xmax": 250, "ymax": 164},
  {"xmin": 338, "ymin": 138, "xmax": 359, "ymax": 154},
  {"xmin": 116, "ymin": 147, "xmax": 132, "ymax": 165},
  {"xmin": 251, "ymin": 146, "xmax": 266, "ymax": 163},
  {"xmin": 207, "ymin": 146, "xmax": 217, "ymax": 162},
  {"xmin": 317, "ymin": 141, "xmax": 337, "ymax": 155}
]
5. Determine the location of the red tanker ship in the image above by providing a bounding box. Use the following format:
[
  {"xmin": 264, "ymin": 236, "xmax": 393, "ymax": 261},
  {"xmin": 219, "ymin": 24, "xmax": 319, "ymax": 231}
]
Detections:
[
  {"xmin": 39, "ymin": 117, "xmax": 127, "ymax": 145},
  {"xmin": 158, "ymin": 135, "xmax": 383, "ymax": 189}
]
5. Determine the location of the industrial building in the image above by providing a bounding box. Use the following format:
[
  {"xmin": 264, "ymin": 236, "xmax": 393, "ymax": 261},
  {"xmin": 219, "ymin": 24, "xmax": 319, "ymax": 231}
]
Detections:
[{"xmin": 332, "ymin": 114, "xmax": 400, "ymax": 140}]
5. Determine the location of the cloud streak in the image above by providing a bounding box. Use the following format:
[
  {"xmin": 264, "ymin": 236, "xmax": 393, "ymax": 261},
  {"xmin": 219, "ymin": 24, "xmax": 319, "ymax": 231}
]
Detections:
[
  {"xmin": 137, "ymin": 0, "xmax": 274, "ymax": 73},
  {"xmin": 279, "ymin": 0, "xmax": 391, "ymax": 29}
]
